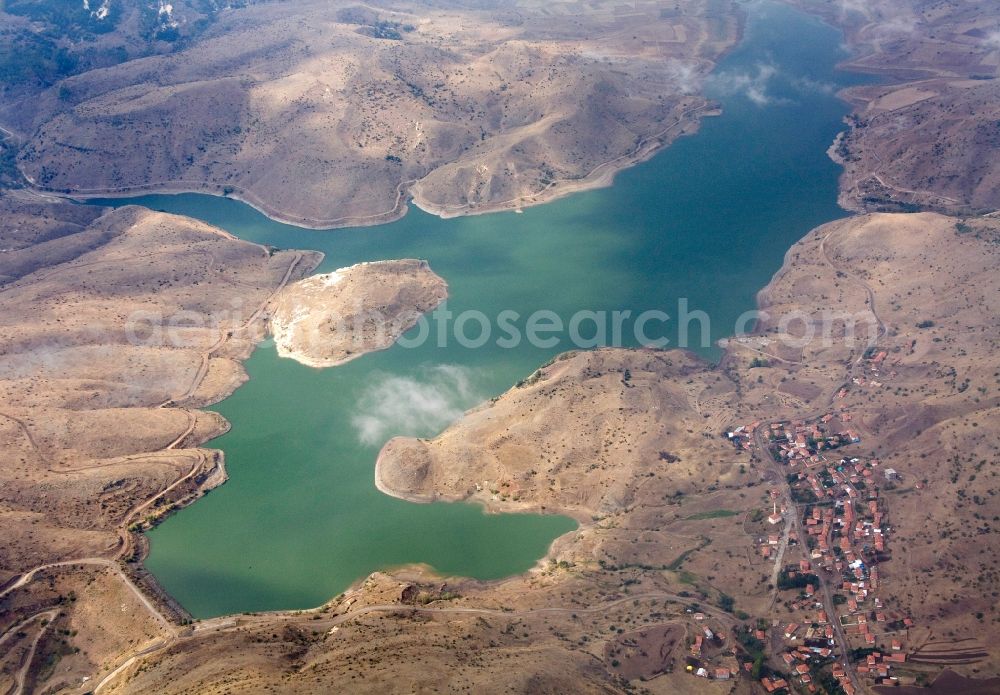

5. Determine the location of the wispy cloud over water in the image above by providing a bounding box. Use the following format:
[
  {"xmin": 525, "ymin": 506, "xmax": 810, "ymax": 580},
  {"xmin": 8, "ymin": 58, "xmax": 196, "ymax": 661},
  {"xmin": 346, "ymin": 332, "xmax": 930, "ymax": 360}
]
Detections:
[
  {"xmin": 708, "ymin": 62, "xmax": 838, "ymax": 107},
  {"xmin": 665, "ymin": 58, "xmax": 703, "ymax": 95},
  {"xmin": 352, "ymin": 365, "xmax": 481, "ymax": 446},
  {"xmin": 709, "ymin": 62, "xmax": 783, "ymax": 106}
]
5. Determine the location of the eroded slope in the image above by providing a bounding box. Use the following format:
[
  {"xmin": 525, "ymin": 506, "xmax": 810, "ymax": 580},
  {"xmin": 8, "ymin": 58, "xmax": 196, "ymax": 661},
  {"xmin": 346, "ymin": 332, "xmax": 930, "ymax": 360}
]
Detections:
[
  {"xmin": 792, "ymin": 0, "xmax": 1000, "ymax": 214},
  {"xmin": 14, "ymin": 0, "xmax": 740, "ymax": 226},
  {"xmin": 0, "ymin": 194, "xmax": 320, "ymax": 692}
]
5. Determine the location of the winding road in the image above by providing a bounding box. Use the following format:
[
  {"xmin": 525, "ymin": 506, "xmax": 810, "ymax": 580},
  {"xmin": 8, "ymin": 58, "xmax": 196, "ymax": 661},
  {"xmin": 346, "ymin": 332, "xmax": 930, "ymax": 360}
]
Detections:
[
  {"xmin": 0, "ymin": 559, "xmax": 172, "ymax": 632},
  {"xmin": 3, "ymin": 610, "xmax": 58, "ymax": 695},
  {"xmin": 92, "ymin": 590, "xmax": 736, "ymax": 692},
  {"xmin": 156, "ymin": 251, "xmax": 306, "ymax": 408},
  {"xmin": 0, "ymin": 250, "xmax": 306, "ymax": 691}
]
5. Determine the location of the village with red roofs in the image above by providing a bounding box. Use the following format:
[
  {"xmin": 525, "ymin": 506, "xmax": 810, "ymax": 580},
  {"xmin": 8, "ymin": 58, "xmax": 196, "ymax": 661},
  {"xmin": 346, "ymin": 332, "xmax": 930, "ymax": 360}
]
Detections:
[{"xmin": 716, "ymin": 392, "xmax": 917, "ymax": 694}]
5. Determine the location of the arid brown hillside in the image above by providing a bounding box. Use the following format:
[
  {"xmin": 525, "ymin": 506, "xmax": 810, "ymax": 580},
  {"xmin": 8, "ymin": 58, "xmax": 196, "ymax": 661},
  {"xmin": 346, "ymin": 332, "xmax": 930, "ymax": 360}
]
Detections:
[
  {"xmin": 376, "ymin": 348, "xmax": 744, "ymax": 518},
  {"xmin": 0, "ymin": 0, "xmax": 274, "ymax": 115},
  {"xmin": 3, "ymin": 2, "xmax": 1000, "ymax": 692},
  {"xmin": 734, "ymin": 213, "xmax": 1000, "ymax": 652},
  {"xmin": 13, "ymin": 0, "xmax": 739, "ymax": 227},
  {"xmin": 0, "ymin": 193, "xmax": 321, "ymax": 693},
  {"xmin": 792, "ymin": 0, "xmax": 1000, "ymax": 214},
  {"xmin": 835, "ymin": 78, "xmax": 1000, "ymax": 214}
]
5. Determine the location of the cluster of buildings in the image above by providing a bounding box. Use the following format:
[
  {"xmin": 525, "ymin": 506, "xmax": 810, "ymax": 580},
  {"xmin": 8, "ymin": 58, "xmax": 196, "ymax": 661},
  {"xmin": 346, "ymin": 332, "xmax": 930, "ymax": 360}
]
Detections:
[
  {"xmin": 685, "ymin": 616, "xmax": 739, "ymax": 681},
  {"xmin": 729, "ymin": 409, "xmax": 918, "ymax": 692},
  {"xmin": 727, "ymin": 414, "xmax": 862, "ymax": 466},
  {"xmin": 788, "ymin": 448, "xmax": 915, "ymax": 688},
  {"xmin": 853, "ymin": 349, "xmax": 896, "ymax": 390},
  {"xmin": 765, "ymin": 417, "xmax": 861, "ymax": 466},
  {"xmin": 687, "ymin": 664, "xmax": 735, "ymax": 681},
  {"xmin": 760, "ymin": 675, "xmax": 790, "ymax": 692},
  {"xmin": 767, "ymin": 580, "xmax": 843, "ymax": 693},
  {"xmin": 856, "ymin": 649, "xmax": 909, "ymax": 679},
  {"xmin": 725, "ymin": 421, "xmax": 759, "ymax": 451}
]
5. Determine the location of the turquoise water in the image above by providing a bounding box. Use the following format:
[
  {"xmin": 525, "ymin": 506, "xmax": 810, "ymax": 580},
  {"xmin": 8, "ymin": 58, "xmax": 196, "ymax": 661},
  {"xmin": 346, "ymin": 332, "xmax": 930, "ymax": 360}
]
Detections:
[{"xmin": 93, "ymin": 1, "xmax": 868, "ymax": 618}]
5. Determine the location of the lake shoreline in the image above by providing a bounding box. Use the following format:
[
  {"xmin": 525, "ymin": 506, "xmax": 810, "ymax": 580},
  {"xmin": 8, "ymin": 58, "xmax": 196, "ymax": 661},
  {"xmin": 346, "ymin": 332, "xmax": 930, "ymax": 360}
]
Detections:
[
  {"xmin": 410, "ymin": 103, "xmax": 720, "ymax": 220},
  {"xmin": 28, "ymin": 104, "xmax": 719, "ymax": 231},
  {"xmin": 132, "ymin": 0, "xmax": 867, "ymax": 619}
]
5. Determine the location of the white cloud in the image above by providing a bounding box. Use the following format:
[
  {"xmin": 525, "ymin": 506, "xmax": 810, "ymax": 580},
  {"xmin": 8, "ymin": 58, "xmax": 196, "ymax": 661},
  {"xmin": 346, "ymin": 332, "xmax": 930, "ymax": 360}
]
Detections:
[
  {"xmin": 91, "ymin": 0, "xmax": 110, "ymax": 20},
  {"xmin": 873, "ymin": 13, "xmax": 918, "ymax": 40},
  {"xmin": 834, "ymin": 0, "xmax": 921, "ymax": 41},
  {"xmin": 352, "ymin": 364, "xmax": 480, "ymax": 446},
  {"xmin": 708, "ymin": 62, "xmax": 837, "ymax": 107},
  {"xmin": 835, "ymin": 0, "xmax": 869, "ymax": 20},
  {"xmin": 985, "ymin": 30, "xmax": 1000, "ymax": 50},
  {"xmin": 664, "ymin": 59, "xmax": 702, "ymax": 95},
  {"xmin": 709, "ymin": 62, "xmax": 782, "ymax": 106},
  {"xmin": 789, "ymin": 75, "xmax": 837, "ymax": 96}
]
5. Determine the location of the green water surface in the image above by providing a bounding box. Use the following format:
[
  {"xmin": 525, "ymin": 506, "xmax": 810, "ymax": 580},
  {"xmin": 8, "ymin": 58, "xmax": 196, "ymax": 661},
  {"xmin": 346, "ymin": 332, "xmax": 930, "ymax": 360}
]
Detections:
[{"xmin": 93, "ymin": 0, "xmax": 868, "ymax": 618}]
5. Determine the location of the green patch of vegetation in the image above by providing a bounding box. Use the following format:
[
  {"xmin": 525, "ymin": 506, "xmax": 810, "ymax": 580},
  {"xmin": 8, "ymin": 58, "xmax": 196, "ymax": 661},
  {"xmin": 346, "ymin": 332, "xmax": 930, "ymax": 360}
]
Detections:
[
  {"xmin": 678, "ymin": 570, "xmax": 698, "ymax": 585},
  {"xmin": 666, "ymin": 536, "xmax": 711, "ymax": 570},
  {"xmin": 790, "ymin": 486, "xmax": 817, "ymax": 504},
  {"xmin": 736, "ymin": 626, "xmax": 767, "ymax": 678},
  {"xmin": 849, "ymin": 646, "xmax": 877, "ymax": 661},
  {"xmin": 686, "ymin": 509, "xmax": 740, "ymax": 520},
  {"xmin": 817, "ymin": 669, "xmax": 846, "ymax": 695},
  {"xmin": 777, "ymin": 570, "xmax": 819, "ymax": 590},
  {"xmin": 516, "ymin": 370, "xmax": 543, "ymax": 388},
  {"xmin": 0, "ymin": 32, "xmax": 77, "ymax": 86},
  {"xmin": 916, "ymin": 319, "xmax": 935, "ymax": 329},
  {"xmin": 658, "ymin": 450, "xmax": 680, "ymax": 463},
  {"xmin": 749, "ymin": 357, "xmax": 770, "ymax": 368},
  {"xmin": 665, "ymin": 551, "xmax": 695, "ymax": 571},
  {"xmin": 0, "ymin": 0, "xmax": 235, "ymax": 88},
  {"xmin": 360, "ymin": 19, "xmax": 415, "ymax": 41},
  {"xmin": 0, "ymin": 140, "xmax": 22, "ymax": 188},
  {"xmin": 36, "ymin": 640, "xmax": 74, "ymax": 682}
]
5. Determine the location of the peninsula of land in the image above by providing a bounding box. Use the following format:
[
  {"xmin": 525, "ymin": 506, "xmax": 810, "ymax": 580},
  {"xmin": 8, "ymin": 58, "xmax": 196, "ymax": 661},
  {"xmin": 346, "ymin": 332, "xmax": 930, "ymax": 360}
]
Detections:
[{"xmin": 270, "ymin": 260, "xmax": 447, "ymax": 368}]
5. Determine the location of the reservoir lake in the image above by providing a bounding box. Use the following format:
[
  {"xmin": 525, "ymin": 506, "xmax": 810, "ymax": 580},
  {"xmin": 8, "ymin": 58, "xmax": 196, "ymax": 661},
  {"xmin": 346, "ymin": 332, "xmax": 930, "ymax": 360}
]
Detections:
[{"xmin": 94, "ymin": 0, "xmax": 868, "ymax": 618}]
